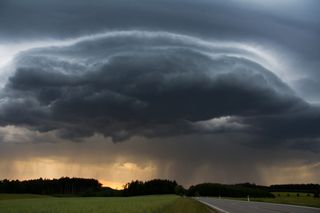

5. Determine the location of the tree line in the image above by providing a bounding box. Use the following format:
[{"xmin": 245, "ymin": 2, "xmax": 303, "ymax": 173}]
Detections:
[
  {"xmin": 187, "ymin": 183, "xmax": 274, "ymax": 198},
  {"xmin": 270, "ymin": 184, "xmax": 319, "ymax": 193},
  {"xmin": 0, "ymin": 177, "xmax": 101, "ymax": 195},
  {"xmin": 0, "ymin": 177, "xmax": 319, "ymax": 198},
  {"xmin": 123, "ymin": 179, "xmax": 186, "ymax": 196}
]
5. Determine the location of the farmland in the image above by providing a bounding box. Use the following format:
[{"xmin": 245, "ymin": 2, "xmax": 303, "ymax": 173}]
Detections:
[
  {"xmin": 0, "ymin": 194, "xmax": 214, "ymax": 213},
  {"xmin": 223, "ymin": 192, "xmax": 320, "ymax": 208},
  {"xmin": 253, "ymin": 192, "xmax": 320, "ymax": 208}
]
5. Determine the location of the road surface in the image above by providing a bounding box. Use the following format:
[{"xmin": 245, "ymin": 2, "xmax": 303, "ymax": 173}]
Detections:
[{"xmin": 197, "ymin": 197, "xmax": 320, "ymax": 213}]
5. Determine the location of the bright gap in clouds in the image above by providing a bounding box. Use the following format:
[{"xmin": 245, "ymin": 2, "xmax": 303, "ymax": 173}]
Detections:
[{"xmin": 0, "ymin": 42, "xmax": 52, "ymax": 68}]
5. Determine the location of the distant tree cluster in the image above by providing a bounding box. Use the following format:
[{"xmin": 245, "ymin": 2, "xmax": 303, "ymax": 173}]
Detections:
[
  {"xmin": 187, "ymin": 183, "xmax": 274, "ymax": 198},
  {"xmin": 270, "ymin": 184, "xmax": 320, "ymax": 194},
  {"xmin": 123, "ymin": 179, "xmax": 181, "ymax": 196},
  {"xmin": 0, "ymin": 177, "xmax": 101, "ymax": 195}
]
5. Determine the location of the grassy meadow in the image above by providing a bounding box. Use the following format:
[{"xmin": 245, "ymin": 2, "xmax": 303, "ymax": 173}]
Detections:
[
  {"xmin": 0, "ymin": 194, "xmax": 214, "ymax": 213},
  {"xmin": 163, "ymin": 197, "xmax": 213, "ymax": 213},
  {"xmin": 0, "ymin": 193, "xmax": 50, "ymax": 200},
  {"xmin": 224, "ymin": 192, "xmax": 320, "ymax": 208},
  {"xmin": 252, "ymin": 192, "xmax": 320, "ymax": 208}
]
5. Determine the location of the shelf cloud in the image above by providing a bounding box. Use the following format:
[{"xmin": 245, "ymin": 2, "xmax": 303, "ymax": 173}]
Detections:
[
  {"xmin": 1, "ymin": 31, "xmax": 316, "ymax": 143},
  {"xmin": 0, "ymin": 0, "xmax": 319, "ymax": 185}
]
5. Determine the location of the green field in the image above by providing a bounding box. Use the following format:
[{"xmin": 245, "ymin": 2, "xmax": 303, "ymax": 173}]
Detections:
[
  {"xmin": 163, "ymin": 197, "xmax": 213, "ymax": 213},
  {"xmin": 0, "ymin": 194, "xmax": 214, "ymax": 213},
  {"xmin": 223, "ymin": 192, "xmax": 320, "ymax": 208},
  {"xmin": 0, "ymin": 193, "xmax": 50, "ymax": 200},
  {"xmin": 252, "ymin": 192, "xmax": 320, "ymax": 208}
]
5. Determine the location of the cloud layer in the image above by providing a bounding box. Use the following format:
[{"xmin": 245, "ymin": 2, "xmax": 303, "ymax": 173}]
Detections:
[{"xmin": 1, "ymin": 31, "xmax": 317, "ymax": 144}]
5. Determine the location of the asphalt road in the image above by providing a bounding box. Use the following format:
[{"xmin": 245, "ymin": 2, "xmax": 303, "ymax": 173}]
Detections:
[{"xmin": 197, "ymin": 197, "xmax": 320, "ymax": 213}]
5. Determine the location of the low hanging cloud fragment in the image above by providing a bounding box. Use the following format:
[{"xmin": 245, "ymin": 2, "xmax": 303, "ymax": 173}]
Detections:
[{"xmin": 0, "ymin": 31, "xmax": 318, "ymax": 144}]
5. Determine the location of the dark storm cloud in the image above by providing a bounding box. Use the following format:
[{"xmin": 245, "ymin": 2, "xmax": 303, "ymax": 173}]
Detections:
[
  {"xmin": 1, "ymin": 0, "xmax": 319, "ymax": 102},
  {"xmin": 294, "ymin": 78, "xmax": 320, "ymax": 103},
  {"xmin": 1, "ymin": 31, "xmax": 318, "ymax": 145},
  {"xmin": 251, "ymin": 107, "xmax": 320, "ymax": 141}
]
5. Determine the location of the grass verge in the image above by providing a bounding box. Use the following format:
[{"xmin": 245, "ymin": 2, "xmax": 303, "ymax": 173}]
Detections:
[{"xmin": 163, "ymin": 197, "xmax": 216, "ymax": 213}]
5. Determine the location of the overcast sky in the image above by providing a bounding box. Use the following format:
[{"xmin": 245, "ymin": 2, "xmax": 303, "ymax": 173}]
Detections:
[{"xmin": 0, "ymin": 0, "xmax": 319, "ymax": 188}]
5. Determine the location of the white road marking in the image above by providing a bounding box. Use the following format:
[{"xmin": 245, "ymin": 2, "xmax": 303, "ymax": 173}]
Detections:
[{"xmin": 195, "ymin": 198, "xmax": 230, "ymax": 213}]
